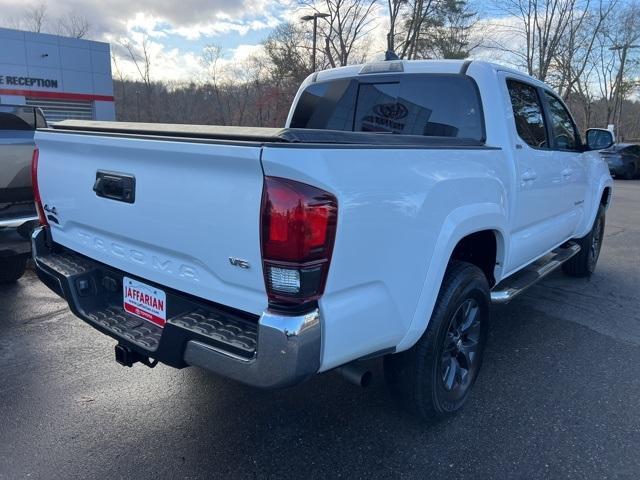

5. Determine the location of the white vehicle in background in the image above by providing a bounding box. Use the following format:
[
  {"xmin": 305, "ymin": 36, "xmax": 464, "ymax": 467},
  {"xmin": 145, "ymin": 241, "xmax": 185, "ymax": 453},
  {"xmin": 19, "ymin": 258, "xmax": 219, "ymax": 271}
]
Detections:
[{"xmin": 31, "ymin": 59, "xmax": 613, "ymax": 419}]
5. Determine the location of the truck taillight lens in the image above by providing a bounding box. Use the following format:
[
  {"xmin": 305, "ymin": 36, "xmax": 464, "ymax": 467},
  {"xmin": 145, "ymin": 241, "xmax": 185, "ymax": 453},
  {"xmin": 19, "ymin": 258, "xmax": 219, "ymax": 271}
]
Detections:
[
  {"xmin": 31, "ymin": 147, "xmax": 48, "ymax": 227},
  {"xmin": 261, "ymin": 176, "xmax": 337, "ymax": 309}
]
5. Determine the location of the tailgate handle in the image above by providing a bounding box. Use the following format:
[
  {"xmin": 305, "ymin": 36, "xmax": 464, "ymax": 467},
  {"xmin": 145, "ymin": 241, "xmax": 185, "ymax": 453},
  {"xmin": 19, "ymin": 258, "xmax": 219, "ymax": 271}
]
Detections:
[{"xmin": 93, "ymin": 171, "xmax": 136, "ymax": 204}]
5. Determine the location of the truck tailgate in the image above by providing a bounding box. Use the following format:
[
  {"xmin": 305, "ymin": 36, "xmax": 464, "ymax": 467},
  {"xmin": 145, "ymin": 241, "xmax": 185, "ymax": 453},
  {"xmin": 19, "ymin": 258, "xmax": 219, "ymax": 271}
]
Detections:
[{"xmin": 35, "ymin": 131, "xmax": 267, "ymax": 315}]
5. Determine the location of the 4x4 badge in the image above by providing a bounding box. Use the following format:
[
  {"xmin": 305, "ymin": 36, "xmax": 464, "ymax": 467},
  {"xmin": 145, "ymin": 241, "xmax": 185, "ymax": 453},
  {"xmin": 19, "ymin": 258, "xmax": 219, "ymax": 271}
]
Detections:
[{"xmin": 229, "ymin": 257, "xmax": 250, "ymax": 269}]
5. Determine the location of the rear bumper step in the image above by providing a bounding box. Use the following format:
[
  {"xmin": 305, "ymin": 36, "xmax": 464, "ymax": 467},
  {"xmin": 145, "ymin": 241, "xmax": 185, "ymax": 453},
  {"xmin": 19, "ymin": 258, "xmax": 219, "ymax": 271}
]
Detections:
[
  {"xmin": 491, "ymin": 243, "xmax": 581, "ymax": 304},
  {"xmin": 32, "ymin": 226, "xmax": 321, "ymax": 388}
]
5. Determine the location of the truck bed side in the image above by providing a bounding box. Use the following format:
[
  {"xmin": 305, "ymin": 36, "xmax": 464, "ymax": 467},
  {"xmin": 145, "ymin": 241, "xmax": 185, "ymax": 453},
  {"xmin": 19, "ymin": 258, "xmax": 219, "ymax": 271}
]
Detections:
[{"xmin": 261, "ymin": 143, "xmax": 510, "ymax": 369}]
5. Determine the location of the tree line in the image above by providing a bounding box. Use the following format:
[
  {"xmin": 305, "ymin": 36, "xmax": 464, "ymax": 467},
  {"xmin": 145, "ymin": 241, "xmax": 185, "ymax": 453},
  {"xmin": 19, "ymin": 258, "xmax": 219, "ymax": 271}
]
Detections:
[{"xmin": 5, "ymin": 1, "xmax": 640, "ymax": 139}]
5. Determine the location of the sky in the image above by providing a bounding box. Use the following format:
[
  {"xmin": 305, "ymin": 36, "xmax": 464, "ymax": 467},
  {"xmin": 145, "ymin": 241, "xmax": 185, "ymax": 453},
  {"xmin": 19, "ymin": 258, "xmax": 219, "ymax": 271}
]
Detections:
[
  {"xmin": 0, "ymin": 0, "xmax": 544, "ymax": 82},
  {"xmin": 0, "ymin": 0, "xmax": 378, "ymax": 81}
]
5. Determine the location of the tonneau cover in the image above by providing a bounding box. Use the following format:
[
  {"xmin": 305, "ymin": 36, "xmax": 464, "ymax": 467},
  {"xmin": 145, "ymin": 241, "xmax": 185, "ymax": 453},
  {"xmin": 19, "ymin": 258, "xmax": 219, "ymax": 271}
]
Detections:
[{"xmin": 47, "ymin": 120, "xmax": 485, "ymax": 147}]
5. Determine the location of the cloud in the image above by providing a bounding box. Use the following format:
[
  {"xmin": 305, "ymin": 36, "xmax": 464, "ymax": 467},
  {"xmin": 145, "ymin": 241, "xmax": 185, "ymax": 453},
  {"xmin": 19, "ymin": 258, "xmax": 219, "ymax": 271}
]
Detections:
[
  {"xmin": 0, "ymin": 0, "xmax": 299, "ymax": 82},
  {"xmin": 168, "ymin": 15, "xmax": 281, "ymax": 41},
  {"xmin": 0, "ymin": 0, "xmax": 292, "ymax": 40},
  {"xmin": 109, "ymin": 34, "xmax": 267, "ymax": 83},
  {"xmin": 0, "ymin": 0, "xmax": 527, "ymax": 84},
  {"xmin": 467, "ymin": 15, "xmax": 529, "ymax": 70}
]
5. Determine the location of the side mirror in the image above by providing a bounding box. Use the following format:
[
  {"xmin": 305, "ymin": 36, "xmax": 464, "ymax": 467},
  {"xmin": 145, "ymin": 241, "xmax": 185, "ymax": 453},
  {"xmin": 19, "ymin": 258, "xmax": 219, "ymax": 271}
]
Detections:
[{"xmin": 585, "ymin": 128, "xmax": 614, "ymax": 151}]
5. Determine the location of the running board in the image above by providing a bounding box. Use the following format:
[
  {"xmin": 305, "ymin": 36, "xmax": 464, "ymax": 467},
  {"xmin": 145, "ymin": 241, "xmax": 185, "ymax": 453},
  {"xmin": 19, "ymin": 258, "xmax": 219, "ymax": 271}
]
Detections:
[{"xmin": 491, "ymin": 243, "xmax": 581, "ymax": 304}]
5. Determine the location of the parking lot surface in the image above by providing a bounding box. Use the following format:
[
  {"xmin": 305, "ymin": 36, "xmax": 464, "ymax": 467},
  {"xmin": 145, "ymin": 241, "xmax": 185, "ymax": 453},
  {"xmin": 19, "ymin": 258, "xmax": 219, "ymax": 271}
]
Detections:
[{"xmin": 1, "ymin": 181, "xmax": 639, "ymax": 479}]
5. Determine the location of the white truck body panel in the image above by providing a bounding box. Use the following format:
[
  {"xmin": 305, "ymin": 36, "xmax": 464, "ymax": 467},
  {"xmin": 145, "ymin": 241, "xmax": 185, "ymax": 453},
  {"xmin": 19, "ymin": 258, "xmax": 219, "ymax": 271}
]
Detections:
[
  {"xmin": 35, "ymin": 132, "xmax": 268, "ymax": 315},
  {"xmin": 262, "ymin": 145, "xmax": 509, "ymax": 368},
  {"xmin": 34, "ymin": 59, "xmax": 614, "ymax": 374}
]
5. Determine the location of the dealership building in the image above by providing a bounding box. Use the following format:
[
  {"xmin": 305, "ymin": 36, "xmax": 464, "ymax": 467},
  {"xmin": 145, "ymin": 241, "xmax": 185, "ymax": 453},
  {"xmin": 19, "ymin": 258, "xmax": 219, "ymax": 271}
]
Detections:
[{"xmin": 0, "ymin": 27, "xmax": 115, "ymax": 122}]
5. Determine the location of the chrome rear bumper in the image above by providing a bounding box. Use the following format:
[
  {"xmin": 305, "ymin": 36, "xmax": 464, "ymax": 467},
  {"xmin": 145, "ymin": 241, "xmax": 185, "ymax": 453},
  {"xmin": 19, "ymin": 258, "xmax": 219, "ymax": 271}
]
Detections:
[
  {"xmin": 183, "ymin": 309, "xmax": 321, "ymax": 388},
  {"xmin": 32, "ymin": 226, "xmax": 322, "ymax": 388}
]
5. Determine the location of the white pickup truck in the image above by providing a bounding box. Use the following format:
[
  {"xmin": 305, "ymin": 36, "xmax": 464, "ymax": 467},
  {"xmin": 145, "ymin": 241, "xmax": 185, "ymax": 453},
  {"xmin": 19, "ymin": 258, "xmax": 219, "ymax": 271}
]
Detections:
[{"xmin": 31, "ymin": 60, "xmax": 614, "ymax": 419}]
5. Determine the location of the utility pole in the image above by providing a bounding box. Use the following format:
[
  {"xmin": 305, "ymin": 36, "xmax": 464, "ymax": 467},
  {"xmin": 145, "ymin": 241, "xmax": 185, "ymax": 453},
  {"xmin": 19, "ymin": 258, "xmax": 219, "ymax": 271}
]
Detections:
[{"xmin": 302, "ymin": 12, "xmax": 330, "ymax": 72}]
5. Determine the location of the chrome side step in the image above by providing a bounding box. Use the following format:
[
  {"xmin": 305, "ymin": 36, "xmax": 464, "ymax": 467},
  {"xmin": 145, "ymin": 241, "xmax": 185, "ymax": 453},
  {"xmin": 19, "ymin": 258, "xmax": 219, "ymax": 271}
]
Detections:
[{"xmin": 491, "ymin": 243, "xmax": 581, "ymax": 304}]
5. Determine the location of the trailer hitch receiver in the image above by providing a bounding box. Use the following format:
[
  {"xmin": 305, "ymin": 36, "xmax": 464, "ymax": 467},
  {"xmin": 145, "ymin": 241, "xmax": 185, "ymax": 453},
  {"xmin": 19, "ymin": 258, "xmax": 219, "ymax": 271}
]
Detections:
[{"xmin": 115, "ymin": 344, "xmax": 159, "ymax": 368}]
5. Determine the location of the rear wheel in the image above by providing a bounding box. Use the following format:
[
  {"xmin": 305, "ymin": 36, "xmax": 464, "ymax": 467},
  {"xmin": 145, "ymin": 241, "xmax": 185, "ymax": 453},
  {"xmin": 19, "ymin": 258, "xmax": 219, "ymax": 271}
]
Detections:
[
  {"xmin": 384, "ymin": 261, "xmax": 490, "ymax": 420},
  {"xmin": 562, "ymin": 205, "xmax": 605, "ymax": 277},
  {"xmin": 0, "ymin": 256, "xmax": 27, "ymax": 283}
]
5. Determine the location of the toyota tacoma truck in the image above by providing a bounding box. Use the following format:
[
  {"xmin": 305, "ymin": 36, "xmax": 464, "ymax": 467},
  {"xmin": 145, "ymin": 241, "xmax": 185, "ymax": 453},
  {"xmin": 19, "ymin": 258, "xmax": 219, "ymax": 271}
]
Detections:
[
  {"xmin": 0, "ymin": 104, "xmax": 46, "ymax": 282},
  {"xmin": 31, "ymin": 60, "xmax": 614, "ymax": 419}
]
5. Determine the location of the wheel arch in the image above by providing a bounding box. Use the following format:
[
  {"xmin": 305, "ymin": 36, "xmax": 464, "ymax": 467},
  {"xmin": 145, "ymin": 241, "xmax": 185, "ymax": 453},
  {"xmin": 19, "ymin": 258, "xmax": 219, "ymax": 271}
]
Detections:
[
  {"xmin": 450, "ymin": 229, "xmax": 505, "ymax": 287},
  {"xmin": 576, "ymin": 179, "xmax": 613, "ymax": 239},
  {"xmin": 601, "ymin": 186, "xmax": 612, "ymax": 209},
  {"xmin": 395, "ymin": 203, "xmax": 508, "ymax": 352}
]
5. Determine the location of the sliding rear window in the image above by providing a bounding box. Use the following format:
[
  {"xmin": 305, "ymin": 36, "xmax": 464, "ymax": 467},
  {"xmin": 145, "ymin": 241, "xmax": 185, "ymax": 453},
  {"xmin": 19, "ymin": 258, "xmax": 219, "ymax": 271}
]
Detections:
[{"xmin": 290, "ymin": 74, "xmax": 484, "ymax": 141}]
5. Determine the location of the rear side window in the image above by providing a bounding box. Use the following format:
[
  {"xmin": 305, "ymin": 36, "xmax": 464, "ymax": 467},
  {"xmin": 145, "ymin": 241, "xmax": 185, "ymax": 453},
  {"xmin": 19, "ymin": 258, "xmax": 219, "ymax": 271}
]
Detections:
[
  {"xmin": 290, "ymin": 74, "xmax": 484, "ymax": 141},
  {"xmin": 543, "ymin": 91, "xmax": 580, "ymax": 151},
  {"xmin": 506, "ymin": 80, "xmax": 548, "ymax": 148}
]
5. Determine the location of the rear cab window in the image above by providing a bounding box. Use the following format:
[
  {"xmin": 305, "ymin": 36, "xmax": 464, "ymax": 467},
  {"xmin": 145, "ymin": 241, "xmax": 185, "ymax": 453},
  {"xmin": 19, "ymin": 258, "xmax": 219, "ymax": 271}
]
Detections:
[{"xmin": 290, "ymin": 74, "xmax": 485, "ymax": 142}]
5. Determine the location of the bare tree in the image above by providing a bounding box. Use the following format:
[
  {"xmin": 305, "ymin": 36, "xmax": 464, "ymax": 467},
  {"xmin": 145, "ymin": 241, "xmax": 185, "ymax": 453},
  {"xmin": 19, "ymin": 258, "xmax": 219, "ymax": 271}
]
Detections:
[
  {"xmin": 398, "ymin": 0, "xmax": 440, "ymax": 59},
  {"xmin": 110, "ymin": 52, "xmax": 128, "ymax": 121},
  {"xmin": 0, "ymin": 3, "xmax": 92, "ymax": 39},
  {"xmin": 262, "ymin": 23, "xmax": 314, "ymax": 123},
  {"xmin": 122, "ymin": 36, "xmax": 153, "ymax": 86},
  {"xmin": 263, "ymin": 23, "xmax": 314, "ymax": 81},
  {"xmin": 592, "ymin": 2, "xmax": 640, "ymax": 136},
  {"xmin": 56, "ymin": 14, "xmax": 90, "ymax": 39},
  {"xmin": 386, "ymin": 0, "xmax": 405, "ymax": 52},
  {"xmin": 301, "ymin": 0, "xmax": 379, "ymax": 66},
  {"xmin": 121, "ymin": 36, "xmax": 154, "ymax": 121},
  {"xmin": 201, "ymin": 44, "xmax": 231, "ymax": 125},
  {"xmin": 491, "ymin": 0, "xmax": 595, "ymax": 82},
  {"xmin": 24, "ymin": 2, "xmax": 47, "ymax": 33},
  {"xmin": 545, "ymin": 0, "xmax": 614, "ymax": 101},
  {"xmin": 2, "ymin": 16, "xmax": 26, "ymax": 30}
]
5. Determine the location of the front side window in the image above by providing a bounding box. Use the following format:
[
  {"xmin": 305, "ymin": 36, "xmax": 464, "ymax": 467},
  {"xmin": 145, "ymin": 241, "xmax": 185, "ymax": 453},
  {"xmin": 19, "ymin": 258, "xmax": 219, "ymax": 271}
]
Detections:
[
  {"xmin": 290, "ymin": 74, "xmax": 484, "ymax": 141},
  {"xmin": 506, "ymin": 79, "xmax": 548, "ymax": 148},
  {"xmin": 544, "ymin": 91, "xmax": 580, "ymax": 151}
]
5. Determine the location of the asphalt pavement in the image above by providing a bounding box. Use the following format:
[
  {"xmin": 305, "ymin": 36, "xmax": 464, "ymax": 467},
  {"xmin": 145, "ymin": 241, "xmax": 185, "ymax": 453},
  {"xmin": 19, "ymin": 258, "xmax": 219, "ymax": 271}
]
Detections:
[{"xmin": 1, "ymin": 180, "xmax": 639, "ymax": 479}]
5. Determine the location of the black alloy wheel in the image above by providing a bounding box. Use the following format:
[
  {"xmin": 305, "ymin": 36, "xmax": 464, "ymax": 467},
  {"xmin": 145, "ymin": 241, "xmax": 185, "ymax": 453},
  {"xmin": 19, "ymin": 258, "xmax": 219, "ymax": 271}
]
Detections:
[{"xmin": 440, "ymin": 298, "xmax": 482, "ymax": 400}]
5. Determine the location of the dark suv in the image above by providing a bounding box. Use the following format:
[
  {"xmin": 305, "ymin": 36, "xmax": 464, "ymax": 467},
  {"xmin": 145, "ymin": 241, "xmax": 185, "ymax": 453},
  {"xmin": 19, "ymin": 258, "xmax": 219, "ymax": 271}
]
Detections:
[{"xmin": 0, "ymin": 105, "xmax": 47, "ymax": 282}]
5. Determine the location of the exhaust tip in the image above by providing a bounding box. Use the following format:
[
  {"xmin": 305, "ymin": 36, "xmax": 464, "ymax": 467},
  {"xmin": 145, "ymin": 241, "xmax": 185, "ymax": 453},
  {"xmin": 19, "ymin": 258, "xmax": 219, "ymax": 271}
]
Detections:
[{"xmin": 338, "ymin": 362, "xmax": 372, "ymax": 388}]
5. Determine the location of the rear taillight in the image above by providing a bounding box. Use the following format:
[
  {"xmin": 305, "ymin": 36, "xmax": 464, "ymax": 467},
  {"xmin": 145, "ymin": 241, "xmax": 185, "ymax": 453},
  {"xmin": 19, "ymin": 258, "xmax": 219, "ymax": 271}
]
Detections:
[
  {"xmin": 261, "ymin": 176, "xmax": 337, "ymax": 309},
  {"xmin": 31, "ymin": 147, "xmax": 48, "ymax": 227}
]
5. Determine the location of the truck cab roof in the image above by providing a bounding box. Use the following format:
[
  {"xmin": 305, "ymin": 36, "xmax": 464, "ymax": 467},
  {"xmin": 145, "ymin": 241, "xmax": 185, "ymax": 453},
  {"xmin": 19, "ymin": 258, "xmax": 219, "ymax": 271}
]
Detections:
[{"xmin": 312, "ymin": 59, "xmax": 548, "ymax": 89}]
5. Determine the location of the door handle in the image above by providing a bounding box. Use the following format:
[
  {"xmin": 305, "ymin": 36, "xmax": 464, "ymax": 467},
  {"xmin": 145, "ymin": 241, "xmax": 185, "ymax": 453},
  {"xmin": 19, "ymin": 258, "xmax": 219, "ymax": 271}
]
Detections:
[
  {"xmin": 93, "ymin": 171, "xmax": 136, "ymax": 204},
  {"xmin": 561, "ymin": 168, "xmax": 573, "ymax": 178},
  {"xmin": 521, "ymin": 169, "xmax": 537, "ymax": 182}
]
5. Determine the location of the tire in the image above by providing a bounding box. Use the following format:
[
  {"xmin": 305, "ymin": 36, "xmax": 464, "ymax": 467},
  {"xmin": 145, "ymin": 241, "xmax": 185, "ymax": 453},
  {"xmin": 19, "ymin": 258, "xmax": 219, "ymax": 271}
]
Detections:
[
  {"xmin": 562, "ymin": 204, "xmax": 605, "ymax": 278},
  {"xmin": 384, "ymin": 261, "xmax": 490, "ymax": 420},
  {"xmin": 0, "ymin": 256, "xmax": 27, "ymax": 283}
]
